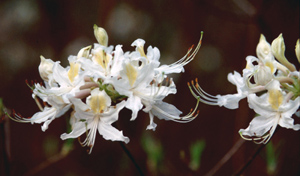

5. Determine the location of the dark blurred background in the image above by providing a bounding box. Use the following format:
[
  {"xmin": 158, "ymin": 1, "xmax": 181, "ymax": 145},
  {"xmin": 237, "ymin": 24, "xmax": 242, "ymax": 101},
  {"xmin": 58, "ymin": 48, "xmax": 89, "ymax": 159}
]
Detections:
[{"xmin": 0, "ymin": 0, "xmax": 299, "ymax": 175}]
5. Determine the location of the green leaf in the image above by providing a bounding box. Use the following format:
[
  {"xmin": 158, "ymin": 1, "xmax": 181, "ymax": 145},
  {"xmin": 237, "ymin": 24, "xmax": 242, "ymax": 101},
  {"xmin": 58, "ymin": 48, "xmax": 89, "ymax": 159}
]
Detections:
[
  {"xmin": 265, "ymin": 141, "xmax": 279, "ymax": 175},
  {"xmin": 141, "ymin": 133, "xmax": 163, "ymax": 172},
  {"xmin": 43, "ymin": 135, "xmax": 59, "ymax": 158},
  {"xmin": 189, "ymin": 139, "xmax": 206, "ymax": 171}
]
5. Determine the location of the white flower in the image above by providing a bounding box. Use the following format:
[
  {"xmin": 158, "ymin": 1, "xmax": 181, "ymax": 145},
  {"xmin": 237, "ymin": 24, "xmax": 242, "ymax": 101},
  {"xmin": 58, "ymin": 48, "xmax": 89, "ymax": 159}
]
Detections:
[
  {"xmin": 109, "ymin": 38, "xmax": 200, "ymax": 128},
  {"xmin": 110, "ymin": 54, "xmax": 159, "ymax": 120},
  {"xmin": 11, "ymin": 25, "xmax": 203, "ymax": 152},
  {"xmin": 239, "ymin": 80, "xmax": 300, "ymax": 144},
  {"xmin": 60, "ymin": 88, "xmax": 128, "ymax": 153},
  {"xmin": 78, "ymin": 44, "xmax": 124, "ymax": 81},
  {"xmin": 142, "ymin": 77, "xmax": 199, "ymax": 131},
  {"xmin": 46, "ymin": 56, "xmax": 88, "ymax": 103},
  {"xmin": 188, "ymin": 72, "xmax": 265, "ymax": 110},
  {"xmin": 12, "ymin": 95, "xmax": 71, "ymax": 131}
]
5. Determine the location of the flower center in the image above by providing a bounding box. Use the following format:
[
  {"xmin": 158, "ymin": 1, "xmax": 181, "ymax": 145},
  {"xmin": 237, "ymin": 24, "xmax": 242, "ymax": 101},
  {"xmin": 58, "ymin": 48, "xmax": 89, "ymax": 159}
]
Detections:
[
  {"xmin": 95, "ymin": 50, "xmax": 110, "ymax": 69},
  {"xmin": 268, "ymin": 89, "xmax": 283, "ymax": 110},
  {"xmin": 90, "ymin": 93, "xmax": 107, "ymax": 114}
]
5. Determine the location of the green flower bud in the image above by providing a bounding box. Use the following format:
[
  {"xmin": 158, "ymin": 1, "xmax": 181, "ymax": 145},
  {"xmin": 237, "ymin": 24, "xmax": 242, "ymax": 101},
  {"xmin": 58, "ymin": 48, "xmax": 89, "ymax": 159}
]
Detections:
[
  {"xmin": 93, "ymin": 24, "xmax": 108, "ymax": 46},
  {"xmin": 295, "ymin": 39, "xmax": 300, "ymax": 64},
  {"xmin": 271, "ymin": 34, "xmax": 296, "ymax": 71},
  {"xmin": 256, "ymin": 34, "xmax": 272, "ymax": 60}
]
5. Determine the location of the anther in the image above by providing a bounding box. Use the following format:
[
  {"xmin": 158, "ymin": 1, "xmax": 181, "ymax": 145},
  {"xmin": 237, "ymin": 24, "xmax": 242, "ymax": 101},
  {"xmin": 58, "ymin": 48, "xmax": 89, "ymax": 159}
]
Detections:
[{"xmin": 166, "ymin": 77, "xmax": 169, "ymax": 86}]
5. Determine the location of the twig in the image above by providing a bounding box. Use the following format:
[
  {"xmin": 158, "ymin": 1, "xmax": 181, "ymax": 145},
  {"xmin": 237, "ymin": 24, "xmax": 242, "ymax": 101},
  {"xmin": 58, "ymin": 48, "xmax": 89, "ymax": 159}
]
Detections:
[
  {"xmin": 1, "ymin": 119, "xmax": 10, "ymax": 176},
  {"xmin": 24, "ymin": 141, "xmax": 73, "ymax": 176},
  {"xmin": 204, "ymin": 138, "xmax": 245, "ymax": 176},
  {"xmin": 119, "ymin": 142, "xmax": 144, "ymax": 176},
  {"xmin": 233, "ymin": 143, "xmax": 266, "ymax": 176}
]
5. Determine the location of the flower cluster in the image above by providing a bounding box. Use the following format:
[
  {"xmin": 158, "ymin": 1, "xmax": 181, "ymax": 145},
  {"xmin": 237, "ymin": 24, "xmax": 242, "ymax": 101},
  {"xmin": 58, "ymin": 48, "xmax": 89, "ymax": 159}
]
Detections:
[
  {"xmin": 11, "ymin": 25, "xmax": 202, "ymax": 153},
  {"xmin": 189, "ymin": 34, "xmax": 300, "ymax": 144}
]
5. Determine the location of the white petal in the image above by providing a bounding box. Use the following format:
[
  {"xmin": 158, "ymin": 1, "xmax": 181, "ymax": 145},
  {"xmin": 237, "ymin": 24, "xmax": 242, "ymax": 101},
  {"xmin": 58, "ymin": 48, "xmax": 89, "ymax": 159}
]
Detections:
[
  {"xmin": 279, "ymin": 102, "xmax": 300, "ymax": 130},
  {"xmin": 295, "ymin": 110, "xmax": 300, "ymax": 117},
  {"xmin": 60, "ymin": 121, "xmax": 87, "ymax": 140},
  {"xmin": 155, "ymin": 64, "xmax": 184, "ymax": 75},
  {"xmin": 131, "ymin": 39, "xmax": 145, "ymax": 47},
  {"xmin": 31, "ymin": 106, "xmax": 56, "ymax": 124},
  {"xmin": 245, "ymin": 56, "xmax": 259, "ymax": 70},
  {"xmin": 239, "ymin": 115, "xmax": 276, "ymax": 137},
  {"xmin": 69, "ymin": 97, "xmax": 90, "ymax": 112},
  {"xmin": 52, "ymin": 62, "xmax": 70, "ymax": 87},
  {"xmin": 280, "ymin": 97, "xmax": 300, "ymax": 116},
  {"xmin": 110, "ymin": 45, "xmax": 125, "ymax": 77},
  {"xmin": 147, "ymin": 46, "xmax": 160, "ymax": 62},
  {"xmin": 146, "ymin": 112, "xmax": 157, "ymax": 131},
  {"xmin": 98, "ymin": 122, "xmax": 129, "ymax": 143},
  {"xmin": 279, "ymin": 112, "xmax": 300, "ymax": 131},
  {"xmin": 41, "ymin": 119, "xmax": 54, "ymax": 131},
  {"xmin": 247, "ymin": 94, "xmax": 273, "ymax": 116},
  {"xmin": 151, "ymin": 101, "xmax": 182, "ymax": 120},
  {"xmin": 227, "ymin": 71, "xmax": 244, "ymax": 87},
  {"xmin": 125, "ymin": 95, "xmax": 143, "ymax": 121},
  {"xmin": 216, "ymin": 93, "xmax": 245, "ymax": 109},
  {"xmin": 101, "ymin": 100, "xmax": 126, "ymax": 124}
]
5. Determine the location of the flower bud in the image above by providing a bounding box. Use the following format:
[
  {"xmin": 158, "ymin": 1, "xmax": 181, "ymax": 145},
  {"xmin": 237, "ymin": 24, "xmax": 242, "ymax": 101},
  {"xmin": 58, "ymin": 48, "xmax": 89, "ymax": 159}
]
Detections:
[
  {"xmin": 38, "ymin": 55, "xmax": 54, "ymax": 81},
  {"xmin": 256, "ymin": 34, "xmax": 271, "ymax": 60},
  {"xmin": 254, "ymin": 65, "xmax": 273, "ymax": 86},
  {"xmin": 271, "ymin": 34, "xmax": 296, "ymax": 71},
  {"xmin": 94, "ymin": 24, "xmax": 108, "ymax": 46},
  {"xmin": 295, "ymin": 39, "xmax": 300, "ymax": 64},
  {"xmin": 77, "ymin": 45, "xmax": 91, "ymax": 59}
]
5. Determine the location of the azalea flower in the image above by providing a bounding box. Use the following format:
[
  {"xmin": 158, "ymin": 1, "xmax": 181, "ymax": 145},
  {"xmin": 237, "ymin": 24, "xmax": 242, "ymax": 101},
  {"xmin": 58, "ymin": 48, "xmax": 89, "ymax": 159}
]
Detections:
[
  {"xmin": 11, "ymin": 94, "xmax": 71, "ymax": 131},
  {"xmin": 9, "ymin": 24, "xmax": 202, "ymax": 152},
  {"xmin": 109, "ymin": 38, "xmax": 201, "ymax": 125},
  {"xmin": 239, "ymin": 80, "xmax": 300, "ymax": 144},
  {"xmin": 189, "ymin": 33, "xmax": 300, "ymax": 144},
  {"xmin": 142, "ymin": 77, "xmax": 200, "ymax": 130},
  {"xmin": 108, "ymin": 49, "xmax": 159, "ymax": 120},
  {"xmin": 61, "ymin": 88, "xmax": 128, "ymax": 153}
]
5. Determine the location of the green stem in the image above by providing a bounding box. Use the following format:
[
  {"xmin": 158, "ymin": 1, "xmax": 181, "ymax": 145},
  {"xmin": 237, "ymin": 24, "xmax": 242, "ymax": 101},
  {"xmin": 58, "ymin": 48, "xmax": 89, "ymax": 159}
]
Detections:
[
  {"xmin": 119, "ymin": 142, "xmax": 144, "ymax": 176},
  {"xmin": 233, "ymin": 143, "xmax": 266, "ymax": 176}
]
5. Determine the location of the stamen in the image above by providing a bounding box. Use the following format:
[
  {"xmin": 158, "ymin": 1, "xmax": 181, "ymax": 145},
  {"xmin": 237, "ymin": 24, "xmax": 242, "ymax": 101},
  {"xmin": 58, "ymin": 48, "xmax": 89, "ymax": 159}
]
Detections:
[
  {"xmin": 188, "ymin": 79, "xmax": 220, "ymax": 106},
  {"xmin": 79, "ymin": 118, "xmax": 99, "ymax": 154},
  {"xmin": 25, "ymin": 79, "xmax": 35, "ymax": 91},
  {"xmin": 6, "ymin": 110, "xmax": 31, "ymax": 123},
  {"xmin": 239, "ymin": 132, "xmax": 270, "ymax": 144},
  {"xmin": 34, "ymin": 96, "xmax": 44, "ymax": 111},
  {"xmin": 162, "ymin": 32, "xmax": 204, "ymax": 73}
]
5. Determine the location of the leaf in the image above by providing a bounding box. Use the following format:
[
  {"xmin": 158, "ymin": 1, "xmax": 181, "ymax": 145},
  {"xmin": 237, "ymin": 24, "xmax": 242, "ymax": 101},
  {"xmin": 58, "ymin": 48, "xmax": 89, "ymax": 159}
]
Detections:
[{"xmin": 189, "ymin": 139, "xmax": 206, "ymax": 171}]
